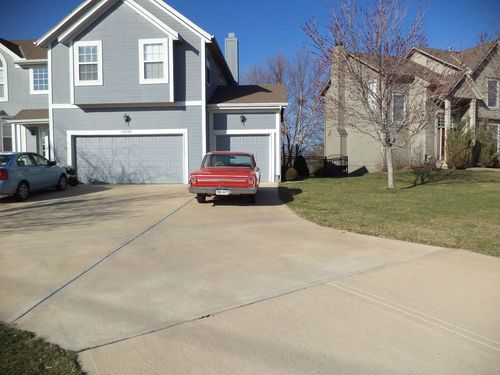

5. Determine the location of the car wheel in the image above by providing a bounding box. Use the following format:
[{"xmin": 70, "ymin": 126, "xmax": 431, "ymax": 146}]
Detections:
[
  {"xmin": 248, "ymin": 195, "xmax": 256, "ymax": 204},
  {"xmin": 196, "ymin": 194, "xmax": 207, "ymax": 203},
  {"xmin": 56, "ymin": 175, "xmax": 68, "ymax": 191},
  {"xmin": 15, "ymin": 182, "xmax": 30, "ymax": 202}
]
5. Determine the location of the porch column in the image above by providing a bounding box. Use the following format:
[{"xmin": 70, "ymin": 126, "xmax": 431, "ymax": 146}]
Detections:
[
  {"xmin": 443, "ymin": 99, "xmax": 451, "ymax": 166},
  {"xmin": 469, "ymin": 99, "xmax": 477, "ymax": 137}
]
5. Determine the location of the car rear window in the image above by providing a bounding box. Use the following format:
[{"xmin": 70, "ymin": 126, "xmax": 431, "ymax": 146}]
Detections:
[
  {"xmin": 204, "ymin": 154, "xmax": 254, "ymax": 168},
  {"xmin": 0, "ymin": 155, "xmax": 11, "ymax": 167}
]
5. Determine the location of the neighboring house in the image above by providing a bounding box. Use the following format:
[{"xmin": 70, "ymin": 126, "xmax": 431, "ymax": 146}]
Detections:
[
  {"xmin": 0, "ymin": 0, "xmax": 287, "ymax": 184},
  {"xmin": 322, "ymin": 40, "xmax": 499, "ymax": 173},
  {"xmin": 0, "ymin": 39, "xmax": 50, "ymax": 159}
]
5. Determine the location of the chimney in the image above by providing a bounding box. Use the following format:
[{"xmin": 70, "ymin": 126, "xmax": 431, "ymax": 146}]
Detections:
[{"xmin": 225, "ymin": 32, "xmax": 239, "ymax": 83}]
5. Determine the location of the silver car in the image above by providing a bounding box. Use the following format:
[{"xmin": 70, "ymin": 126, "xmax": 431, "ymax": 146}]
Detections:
[{"xmin": 0, "ymin": 152, "xmax": 68, "ymax": 201}]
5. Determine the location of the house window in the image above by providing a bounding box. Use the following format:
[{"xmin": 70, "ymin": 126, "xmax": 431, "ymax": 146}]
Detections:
[
  {"xmin": 74, "ymin": 41, "xmax": 103, "ymax": 86},
  {"xmin": 139, "ymin": 39, "xmax": 168, "ymax": 84},
  {"xmin": 392, "ymin": 94, "xmax": 406, "ymax": 122},
  {"xmin": 437, "ymin": 113, "xmax": 445, "ymax": 161},
  {"xmin": 206, "ymin": 59, "xmax": 211, "ymax": 86},
  {"xmin": 30, "ymin": 66, "xmax": 48, "ymax": 94},
  {"xmin": 0, "ymin": 56, "xmax": 7, "ymax": 101},
  {"xmin": 487, "ymin": 80, "xmax": 498, "ymax": 108},
  {"xmin": 2, "ymin": 124, "xmax": 12, "ymax": 152}
]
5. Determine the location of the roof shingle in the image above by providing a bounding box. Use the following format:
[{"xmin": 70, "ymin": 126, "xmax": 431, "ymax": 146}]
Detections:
[
  {"xmin": 12, "ymin": 109, "xmax": 49, "ymax": 121},
  {"xmin": 0, "ymin": 39, "xmax": 47, "ymax": 59},
  {"xmin": 209, "ymin": 84, "xmax": 288, "ymax": 105}
]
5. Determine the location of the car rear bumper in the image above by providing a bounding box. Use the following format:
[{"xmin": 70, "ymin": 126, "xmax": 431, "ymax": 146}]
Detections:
[
  {"xmin": 0, "ymin": 180, "xmax": 16, "ymax": 196},
  {"xmin": 188, "ymin": 186, "xmax": 257, "ymax": 196}
]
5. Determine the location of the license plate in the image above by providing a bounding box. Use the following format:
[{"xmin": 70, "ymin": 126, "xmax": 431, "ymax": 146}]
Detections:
[{"xmin": 216, "ymin": 189, "xmax": 231, "ymax": 196}]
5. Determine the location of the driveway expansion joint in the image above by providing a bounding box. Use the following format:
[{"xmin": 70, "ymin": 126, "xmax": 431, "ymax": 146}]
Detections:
[
  {"xmin": 77, "ymin": 247, "xmax": 447, "ymax": 353},
  {"xmin": 9, "ymin": 197, "xmax": 194, "ymax": 324}
]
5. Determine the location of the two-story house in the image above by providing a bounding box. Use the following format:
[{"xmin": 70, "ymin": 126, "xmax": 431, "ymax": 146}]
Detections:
[
  {"xmin": 0, "ymin": 39, "xmax": 50, "ymax": 159},
  {"xmin": 1, "ymin": 0, "xmax": 287, "ymax": 184},
  {"xmin": 322, "ymin": 40, "xmax": 499, "ymax": 173}
]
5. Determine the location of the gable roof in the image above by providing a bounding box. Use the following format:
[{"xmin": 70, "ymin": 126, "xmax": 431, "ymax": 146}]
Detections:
[
  {"xmin": 209, "ymin": 84, "xmax": 288, "ymax": 106},
  {"xmin": 0, "ymin": 39, "xmax": 47, "ymax": 60},
  {"xmin": 37, "ymin": 0, "xmax": 209, "ymax": 47}
]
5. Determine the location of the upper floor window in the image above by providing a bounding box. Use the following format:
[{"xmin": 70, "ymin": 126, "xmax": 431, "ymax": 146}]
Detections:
[
  {"xmin": 368, "ymin": 80, "xmax": 377, "ymax": 109},
  {"xmin": 139, "ymin": 39, "xmax": 168, "ymax": 84},
  {"xmin": 30, "ymin": 66, "xmax": 48, "ymax": 94},
  {"xmin": 392, "ymin": 94, "xmax": 406, "ymax": 122},
  {"xmin": 74, "ymin": 41, "xmax": 103, "ymax": 86},
  {"xmin": 0, "ymin": 56, "xmax": 7, "ymax": 101},
  {"xmin": 487, "ymin": 80, "xmax": 498, "ymax": 108}
]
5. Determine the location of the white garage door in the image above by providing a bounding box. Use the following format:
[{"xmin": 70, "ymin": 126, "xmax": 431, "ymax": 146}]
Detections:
[
  {"xmin": 216, "ymin": 135, "xmax": 271, "ymax": 182},
  {"xmin": 75, "ymin": 135, "xmax": 184, "ymax": 184}
]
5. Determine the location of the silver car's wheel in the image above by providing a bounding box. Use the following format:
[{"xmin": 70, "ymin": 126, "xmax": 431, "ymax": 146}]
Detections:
[
  {"xmin": 15, "ymin": 182, "xmax": 30, "ymax": 202},
  {"xmin": 56, "ymin": 175, "xmax": 68, "ymax": 191}
]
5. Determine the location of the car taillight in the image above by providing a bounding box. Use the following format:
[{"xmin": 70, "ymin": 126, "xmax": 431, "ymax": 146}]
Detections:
[
  {"xmin": 248, "ymin": 176, "xmax": 255, "ymax": 186},
  {"xmin": 189, "ymin": 175, "xmax": 197, "ymax": 185},
  {"xmin": 0, "ymin": 169, "xmax": 8, "ymax": 181}
]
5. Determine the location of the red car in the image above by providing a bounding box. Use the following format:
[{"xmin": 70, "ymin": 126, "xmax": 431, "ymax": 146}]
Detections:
[{"xmin": 188, "ymin": 152, "xmax": 261, "ymax": 204}]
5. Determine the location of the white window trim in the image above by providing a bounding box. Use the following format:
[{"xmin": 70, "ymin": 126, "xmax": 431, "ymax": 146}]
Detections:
[
  {"xmin": 139, "ymin": 38, "xmax": 169, "ymax": 85},
  {"xmin": 0, "ymin": 54, "xmax": 8, "ymax": 102},
  {"xmin": 487, "ymin": 80, "xmax": 499, "ymax": 109},
  {"xmin": 29, "ymin": 66, "xmax": 49, "ymax": 95},
  {"xmin": 392, "ymin": 92, "xmax": 406, "ymax": 123},
  {"xmin": 74, "ymin": 40, "xmax": 103, "ymax": 86}
]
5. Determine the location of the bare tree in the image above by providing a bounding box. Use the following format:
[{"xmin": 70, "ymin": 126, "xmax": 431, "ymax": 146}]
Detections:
[
  {"xmin": 244, "ymin": 52, "xmax": 323, "ymax": 169},
  {"xmin": 305, "ymin": 0, "xmax": 436, "ymax": 188}
]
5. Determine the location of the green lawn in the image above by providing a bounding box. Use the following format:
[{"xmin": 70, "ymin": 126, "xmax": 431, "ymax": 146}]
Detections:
[
  {"xmin": 279, "ymin": 170, "xmax": 500, "ymax": 257},
  {"xmin": 0, "ymin": 323, "xmax": 83, "ymax": 375}
]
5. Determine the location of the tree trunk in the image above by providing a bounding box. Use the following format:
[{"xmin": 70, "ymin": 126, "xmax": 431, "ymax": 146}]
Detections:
[{"xmin": 385, "ymin": 144, "xmax": 395, "ymax": 189}]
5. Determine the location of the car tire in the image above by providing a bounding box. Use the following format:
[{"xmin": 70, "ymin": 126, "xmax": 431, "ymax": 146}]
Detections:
[
  {"xmin": 56, "ymin": 175, "xmax": 68, "ymax": 191},
  {"xmin": 196, "ymin": 194, "xmax": 207, "ymax": 204},
  {"xmin": 15, "ymin": 181, "xmax": 30, "ymax": 202},
  {"xmin": 248, "ymin": 195, "xmax": 256, "ymax": 204}
]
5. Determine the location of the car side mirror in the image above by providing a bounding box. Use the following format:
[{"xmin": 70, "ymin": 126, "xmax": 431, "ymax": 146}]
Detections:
[{"xmin": 49, "ymin": 161, "xmax": 57, "ymax": 167}]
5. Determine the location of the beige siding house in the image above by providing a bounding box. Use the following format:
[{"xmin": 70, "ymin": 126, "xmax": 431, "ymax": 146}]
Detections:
[{"xmin": 322, "ymin": 40, "xmax": 500, "ymax": 173}]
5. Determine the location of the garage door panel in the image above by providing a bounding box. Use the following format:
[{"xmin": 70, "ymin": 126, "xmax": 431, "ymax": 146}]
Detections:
[
  {"xmin": 76, "ymin": 135, "xmax": 184, "ymax": 184},
  {"xmin": 216, "ymin": 135, "xmax": 271, "ymax": 182}
]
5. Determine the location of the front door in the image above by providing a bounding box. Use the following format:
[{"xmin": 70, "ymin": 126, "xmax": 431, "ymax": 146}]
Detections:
[{"xmin": 39, "ymin": 127, "xmax": 50, "ymax": 159}]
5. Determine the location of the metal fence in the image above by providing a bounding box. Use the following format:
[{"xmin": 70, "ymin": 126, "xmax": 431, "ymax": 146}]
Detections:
[{"xmin": 288, "ymin": 154, "xmax": 349, "ymax": 176}]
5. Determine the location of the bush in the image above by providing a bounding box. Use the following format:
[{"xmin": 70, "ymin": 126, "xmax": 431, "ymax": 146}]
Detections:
[
  {"xmin": 293, "ymin": 155, "xmax": 310, "ymax": 177},
  {"xmin": 285, "ymin": 167, "xmax": 299, "ymax": 181},
  {"xmin": 446, "ymin": 123, "xmax": 472, "ymax": 170},
  {"xmin": 475, "ymin": 126, "xmax": 499, "ymax": 168},
  {"xmin": 313, "ymin": 166, "xmax": 329, "ymax": 177}
]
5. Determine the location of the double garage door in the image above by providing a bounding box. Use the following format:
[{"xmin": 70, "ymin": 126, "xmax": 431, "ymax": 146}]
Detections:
[
  {"xmin": 75, "ymin": 135, "xmax": 184, "ymax": 184},
  {"xmin": 216, "ymin": 135, "xmax": 271, "ymax": 182}
]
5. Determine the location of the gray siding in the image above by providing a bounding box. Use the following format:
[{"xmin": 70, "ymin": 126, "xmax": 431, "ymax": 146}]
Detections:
[
  {"xmin": 53, "ymin": 106, "xmax": 203, "ymax": 174},
  {"xmin": 135, "ymin": 0, "xmax": 203, "ymax": 102},
  {"xmin": 51, "ymin": 42, "xmax": 71, "ymax": 104},
  {"xmin": 49, "ymin": 0, "xmax": 204, "ymax": 106},
  {"xmin": 212, "ymin": 112, "xmax": 276, "ymax": 131},
  {"xmin": 74, "ymin": 1, "xmax": 172, "ymax": 105},
  {"xmin": 206, "ymin": 48, "xmax": 227, "ymax": 100},
  {"xmin": 0, "ymin": 51, "xmax": 48, "ymax": 117}
]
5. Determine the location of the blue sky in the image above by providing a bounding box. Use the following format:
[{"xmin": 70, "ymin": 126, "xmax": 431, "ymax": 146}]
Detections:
[{"xmin": 1, "ymin": 0, "xmax": 499, "ymax": 74}]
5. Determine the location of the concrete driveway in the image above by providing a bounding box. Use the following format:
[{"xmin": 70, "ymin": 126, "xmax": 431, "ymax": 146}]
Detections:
[{"xmin": 1, "ymin": 185, "xmax": 499, "ymax": 374}]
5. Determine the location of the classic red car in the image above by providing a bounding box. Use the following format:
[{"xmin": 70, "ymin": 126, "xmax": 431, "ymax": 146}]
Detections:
[{"xmin": 188, "ymin": 151, "xmax": 261, "ymax": 203}]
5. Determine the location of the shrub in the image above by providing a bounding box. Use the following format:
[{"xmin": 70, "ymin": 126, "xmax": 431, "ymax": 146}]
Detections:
[
  {"xmin": 285, "ymin": 167, "xmax": 299, "ymax": 181},
  {"xmin": 293, "ymin": 155, "xmax": 310, "ymax": 177},
  {"xmin": 475, "ymin": 126, "xmax": 499, "ymax": 168},
  {"xmin": 446, "ymin": 123, "xmax": 472, "ymax": 170},
  {"xmin": 313, "ymin": 166, "xmax": 329, "ymax": 177}
]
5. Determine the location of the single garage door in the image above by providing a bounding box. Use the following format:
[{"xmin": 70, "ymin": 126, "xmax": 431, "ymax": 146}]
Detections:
[
  {"xmin": 216, "ymin": 135, "xmax": 271, "ymax": 182},
  {"xmin": 75, "ymin": 135, "xmax": 184, "ymax": 184}
]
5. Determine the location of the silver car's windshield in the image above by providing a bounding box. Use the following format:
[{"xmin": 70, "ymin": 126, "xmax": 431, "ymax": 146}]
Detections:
[
  {"xmin": 0, "ymin": 155, "xmax": 11, "ymax": 167},
  {"xmin": 204, "ymin": 154, "xmax": 254, "ymax": 168}
]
